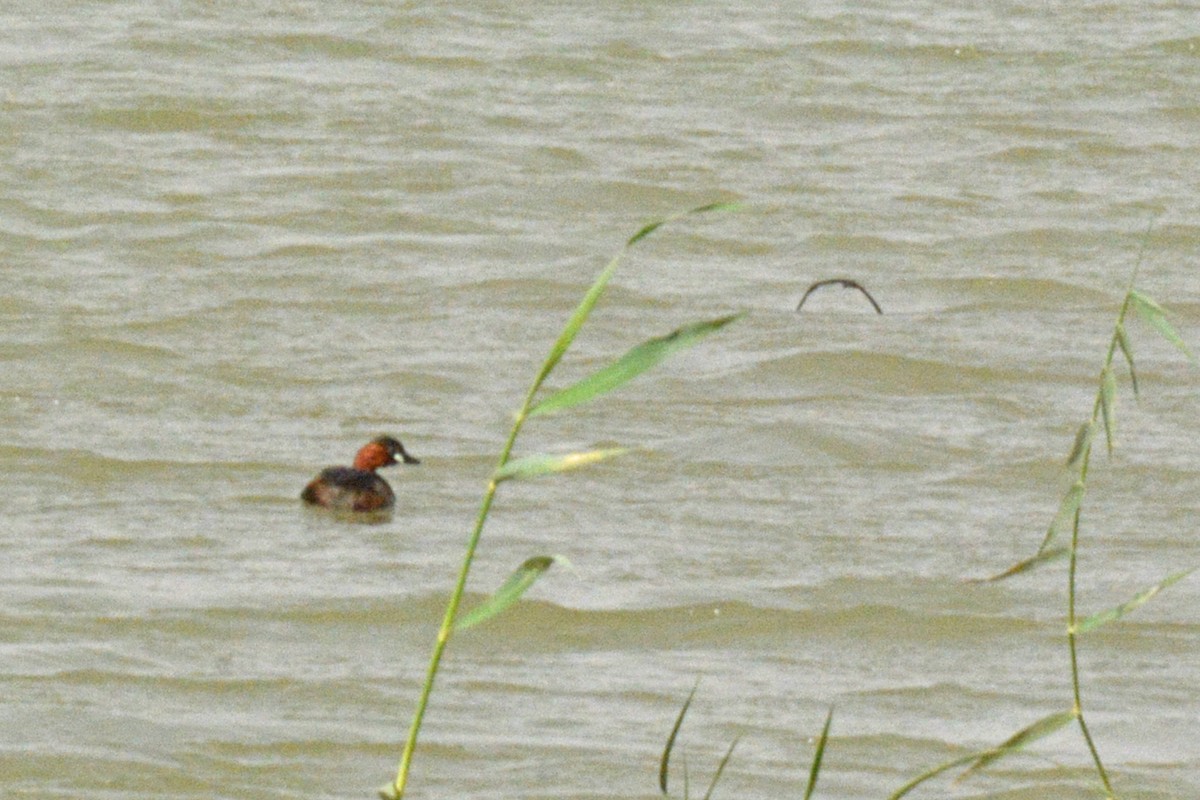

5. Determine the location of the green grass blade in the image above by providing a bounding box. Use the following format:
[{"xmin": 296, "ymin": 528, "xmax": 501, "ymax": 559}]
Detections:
[
  {"xmin": 529, "ymin": 314, "xmax": 742, "ymax": 418},
  {"xmin": 701, "ymin": 734, "xmax": 740, "ymax": 800},
  {"xmin": 888, "ymin": 752, "xmax": 981, "ymax": 799},
  {"xmin": 1099, "ymin": 366, "xmax": 1117, "ymax": 456},
  {"xmin": 973, "ymin": 546, "xmax": 1068, "ymax": 583},
  {"xmin": 1115, "ymin": 323, "xmax": 1139, "ymax": 398},
  {"xmin": 802, "ymin": 707, "xmax": 834, "ymax": 800},
  {"xmin": 960, "ymin": 710, "xmax": 1077, "ymax": 779},
  {"xmin": 1129, "ymin": 288, "xmax": 1167, "ymax": 315},
  {"xmin": 1129, "ymin": 289, "xmax": 1196, "ymax": 363},
  {"xmin": 454, "ymin": 556, "xmax": 559, "ymax": 631},
  {"xmin": 1038, "ymin": 481, "xmax": 1086, "ymax": 554},
  {"xmin": 628, "ymin": 201, "xmax": 741, "ymax": 246},
  {"xmin": 661, "ymin": 679, "xmax": 700, "ymax": 794},
  {"xmin": 1065, "ymin": 422, "xmax": 1094, "ymax": 469},
  {"xmin": 531, "ymin": 202, "xmax": 742, "ymax": 397},
  {"xmin": 1077, "ymin": 568, "xmax": 1195, "ymax": 634},
  {"xmin": 492, "ymin": 448, "xmax": 628, "ymax": 482},
  {"xmin": 531, "ymin": 255, "xmax": 622, "ymax": 398}
]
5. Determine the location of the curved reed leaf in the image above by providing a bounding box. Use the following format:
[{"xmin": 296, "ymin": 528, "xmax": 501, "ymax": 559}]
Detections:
[
  {"xmin": 532, "ymin": 259, "xmax": 622, "ymax": 398},
  {"xmin": 454, "ymin": 556, "xmax": 559, "ymax": 631},
  {"xmin": 529, "ymin": 314, "xmax": 742, "ymax": 418},
  {"xmin": 1077, "ymin": 568, "xmax": 1195, "ymax": 634},
  {"xmin": 890, "ymin": 710, "xmax": 1076, "ymax": 799},
  {"xmin": 701, "ymin": 734, "xmax": 740, "ymax": 800},
  {"xmin": 960, "ymin": 709, "xmax": 1077, "ymax": 779},
  {"xmin": 973, "ymin": 545, "xmax": 1068, "ymax": 583},
  {"xmin": 1129, "ymin": 289, "xmax": 1196, "ymax": 363},
  {"xmin": 1065, "ymin": 422, "xmax": 1094, "ymax": 469},
  {"xmin": 1115, "ymin": 323, "xmax": 1139, "ymax": 398},
  {"xmin": 628, "ymin": 201, "xmax": 741, "ymax": 246},
  {"xmin": 1038, "ymin": 481, "xmax": 1086, "ymax": 554},
  {"xmin": 660, "ymin": 680, "xmax": 700, "ymax": 795},
  {"xmin": 628, "ymin": 221, "xmax": 666, "ymax": 247},
  {"xmin": 1129, "ymin": 288, "xmax": 1167, "ymax": 316},
  {"xmin": 802, "ymin": 707, "xmax": 834, "ymax": 800},
  {"xmin": 1099, "ymin": 366, "xmax": 1117, "ymax": 456},
  {"xmin": 492, "ymin": 448, "xmax": 628, "ymax": 482},
  {"xmin": 888, "ymin": 752, "xmax": 980, "ymax": 800},
  {"xmin": 529, "ymin": 202, "xmax": 740, "ymax": 399}
]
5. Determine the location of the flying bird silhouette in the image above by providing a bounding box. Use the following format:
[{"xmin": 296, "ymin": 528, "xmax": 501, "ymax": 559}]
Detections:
[{"xmin": 795, "ymin": 278, "xmax": 883, "ymax": 314}]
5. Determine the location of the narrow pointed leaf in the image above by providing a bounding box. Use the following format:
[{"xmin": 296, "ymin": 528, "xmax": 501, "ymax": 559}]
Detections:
[
  {"xmin": 493, "ymin": 448, "xmax": 628, "ymax": 482},
  {"xmin": 802, "ymin": 707, "xmax": 834, "ymax": 800},
  {"xmin": 1077, "ymin": 569, "xmax": 1195, "ymax": 634},
  {"xmin": 1115, "ymin": 323, "xmax": 1139, "ymax": 398},
  {"xmin": 1129, "ymin": 288, "xmax": 1167, "ymax": 315},
  {"xmin": 960, "ymin": 710, "xmax": 1076, "ymax": 779},
  {"xmin": 1065, "ymin": 422, "xmax": 1094, "ymax": 469},
  {"xmin": 531, "ymin": 255, "xmax": 622, "ymax": 397},
  {"xmin": 454, "ymin": 556, "xmax": 560, "ymax": 631},
  {"xmin": 529, "ymin": 314, "xmax": 742, "ymax": 417},
  {"xmin": 888, "ymin": 752, "xmax": 981, "ymax": 799},
  {"xmin": 531, "ymin": 202, "xmax": 742, "ymax": 397},
  {"xmin": 1099, "ymin": 366, "xmax": 1117, "ymax": 456},
  {"xmin": 972, "ymin": 546, "xmax": 1068, "ymax": 583},
  {"xmin": 661, "ymin": 679, "xmax": 700, "ymax": 794},
  {"xmin": 1038, "ymin": 481, "xmax": 1085, "ymax": 554},
  {"xmin": 628, "ymin": 220, "xmax": 666, "ymax": 246},
  {"xmin": 701, "ymin": 734, "xmax": 740, "ymax": 800},
  {"xmin": 1129, "ymin": 289, "xmax": 1196, "ymax": 363},
  {"xmin": 628, "ymin": 201, "xmax": 741, "ymax": 246}
]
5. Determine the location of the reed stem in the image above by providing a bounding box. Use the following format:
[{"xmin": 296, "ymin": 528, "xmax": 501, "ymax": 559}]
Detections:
[
  {"xmin": 382, "ymin": 407, "xmax": 531, "ymax": 799},
  {"xmin": 1062, "ymin": 288, "xmax": 1138, "ymax": 799}
]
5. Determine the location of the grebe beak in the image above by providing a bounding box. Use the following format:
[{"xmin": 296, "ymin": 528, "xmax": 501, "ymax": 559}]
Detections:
[{"xmin": 400, "ymin": 450, "xmax": 420, "ymax": 465}]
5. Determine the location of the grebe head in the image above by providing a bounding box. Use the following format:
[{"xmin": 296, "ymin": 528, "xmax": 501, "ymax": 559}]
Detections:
[{"xmin": 352, "ymin": 435, "xmax": 420, "ymax": 471}]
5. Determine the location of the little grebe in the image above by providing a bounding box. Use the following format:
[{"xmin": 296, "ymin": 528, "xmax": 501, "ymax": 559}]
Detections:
[{"xmin": 301, "ymin": 435, "xmax": 420, "ymax": 512}]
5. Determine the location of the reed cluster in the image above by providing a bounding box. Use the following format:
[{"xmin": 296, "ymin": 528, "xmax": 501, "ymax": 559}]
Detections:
[
  {"xmin": 378, "ymin": 210, "xmax": 1192, "ymax": 800},
  {"xmin": 379, "ymin": 203, "xmax": 740, "ymax": 800}
]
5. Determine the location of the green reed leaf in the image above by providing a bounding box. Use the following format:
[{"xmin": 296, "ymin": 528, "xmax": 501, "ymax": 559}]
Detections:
[
  {"xmin": 1099, "ymin": 366, "xmax": 1117, "ymax": 456},
  {"xmin": 1077, "ymin": 569, "xmax": 1195, "ymax": 635},
  {"xmin": 661, "ymin": 679, "xmax": 700, "ymax": 795},
  {"xmin": 1039, "ymin": 481, "xmax": 1086, "ymax": 554},
  {"xmin": 802, "ymin": 707, "xmax": 834, "ymax": 800},
  {"xmin": 887, "ymin": 710, "xmax": 1077, "ymax": 798},
  {"xmin": 1115, "ymin": 323, "xmax": 1139, "ymax": 398},
  {"xmin": 532, "ymin": 257, "xmax": 622, "ymax": 398},
  {"xmin": 1129, "ymin": 289, "xmax": 1196, "ymax": 363},
  {"xmin": 960, "ymin": 709, "xmax": 1077, "ymax": 779},
  {"xmin": 888, "ymin": 752, "xmax": 980, "ymax": 800},
  {"xmin": 629, "ymin": 201, "xmax": 741, "ymax": 246},
  {"xmin": 531, "ymin": 202, "xmax": 741, "ymax": 398},
  {"xmin": 701, "ymin": 734, "xmax": 740, "ymax": 800},
  {"xmin": 493, "ymin": 448, "xmax": 628, "ymax": 482},
  {"xmin": 1065, "ymin": 422, "xmax": 1094, "ymax": 469},
  {"xmin": 973, "ymin": 546, "xmax": 1069, "ymax": 583},
  {"xmin": 454, "ymin": 556, "xmax": 560, "ymax": 631},
  {"xmin": 529, "ymin": 314, "xmax": 742, "ymax": 417}
]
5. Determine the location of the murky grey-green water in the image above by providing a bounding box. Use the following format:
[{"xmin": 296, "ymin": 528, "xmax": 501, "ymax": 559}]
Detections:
[{"xmin": 3, "ymin": 3, "xmax": 1199, "ymax": 798}]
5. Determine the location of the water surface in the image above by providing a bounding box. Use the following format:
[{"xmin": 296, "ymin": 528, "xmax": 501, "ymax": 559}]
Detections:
[{"xmin": 3, "ymin": 3, "xmax": 1199, "ymax": 798}]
